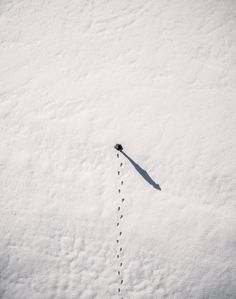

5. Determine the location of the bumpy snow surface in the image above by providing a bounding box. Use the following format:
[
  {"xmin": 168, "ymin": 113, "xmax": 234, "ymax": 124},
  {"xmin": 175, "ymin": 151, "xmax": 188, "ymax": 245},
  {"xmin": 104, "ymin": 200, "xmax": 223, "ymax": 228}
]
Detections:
[{"xmin": 0, "ymin": 0, "xmax": 236, "ymax": 298}]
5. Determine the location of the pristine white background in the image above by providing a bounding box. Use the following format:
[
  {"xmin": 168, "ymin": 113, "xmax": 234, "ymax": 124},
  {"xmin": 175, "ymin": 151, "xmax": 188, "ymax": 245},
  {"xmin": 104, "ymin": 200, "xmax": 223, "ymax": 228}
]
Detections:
[{"xmin": 0, "ymin": 0, "xmax": 235, "ymax": 298}]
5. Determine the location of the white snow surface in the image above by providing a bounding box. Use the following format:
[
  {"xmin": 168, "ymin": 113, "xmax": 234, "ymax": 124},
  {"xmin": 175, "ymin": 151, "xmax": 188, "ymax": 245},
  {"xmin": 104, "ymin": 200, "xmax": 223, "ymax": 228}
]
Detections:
[{"xmin": 0, "ymin": 0, "xmax": 236, "ymax": 298}]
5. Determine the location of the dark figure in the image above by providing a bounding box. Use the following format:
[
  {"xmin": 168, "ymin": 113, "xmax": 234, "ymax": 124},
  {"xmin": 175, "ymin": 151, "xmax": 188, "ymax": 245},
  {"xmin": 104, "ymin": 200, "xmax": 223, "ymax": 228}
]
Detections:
[{"xmin": 114, "ymin": 144, "xmax": 123, "ymax": 151}]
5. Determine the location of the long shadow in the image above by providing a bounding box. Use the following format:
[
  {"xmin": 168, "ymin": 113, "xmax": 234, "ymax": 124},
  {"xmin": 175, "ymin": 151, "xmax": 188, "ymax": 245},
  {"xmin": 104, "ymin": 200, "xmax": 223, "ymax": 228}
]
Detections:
[{"xmin": 121, "ymin": 151, "xmax": 161, "ymax": 190}]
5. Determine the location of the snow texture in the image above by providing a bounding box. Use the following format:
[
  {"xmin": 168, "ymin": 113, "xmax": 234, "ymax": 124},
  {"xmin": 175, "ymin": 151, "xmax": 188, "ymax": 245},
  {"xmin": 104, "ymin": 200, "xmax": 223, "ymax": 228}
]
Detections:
[{"xmin": 0, "ymin": 0, "xmax": 236, "ymax": 298}]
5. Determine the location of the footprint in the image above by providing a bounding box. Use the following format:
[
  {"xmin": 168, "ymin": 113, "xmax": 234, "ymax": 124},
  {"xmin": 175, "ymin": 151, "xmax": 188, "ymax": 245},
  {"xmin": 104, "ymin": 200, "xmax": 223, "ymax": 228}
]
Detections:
[
  {"xmin": 116, "ymin": 163, "xmax": 124, "ymax": 297},
  {"xmin": 117, "ymin": 153, "xmax": 119, "ymax": 158}
]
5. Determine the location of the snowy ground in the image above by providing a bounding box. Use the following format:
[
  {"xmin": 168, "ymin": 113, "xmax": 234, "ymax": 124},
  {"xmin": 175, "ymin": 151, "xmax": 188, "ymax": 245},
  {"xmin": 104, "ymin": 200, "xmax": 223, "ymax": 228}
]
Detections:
[{"xmin": 0, "ymin": 0, "xmax": 236, "ymax": 298}]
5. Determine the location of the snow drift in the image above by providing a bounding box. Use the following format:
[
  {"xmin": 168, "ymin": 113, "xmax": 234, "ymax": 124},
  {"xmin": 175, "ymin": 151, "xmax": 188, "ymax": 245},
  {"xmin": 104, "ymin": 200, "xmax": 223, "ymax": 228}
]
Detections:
[{"xmin": 0, "ymin": 0, "xmax": 236, "ymax": 298}]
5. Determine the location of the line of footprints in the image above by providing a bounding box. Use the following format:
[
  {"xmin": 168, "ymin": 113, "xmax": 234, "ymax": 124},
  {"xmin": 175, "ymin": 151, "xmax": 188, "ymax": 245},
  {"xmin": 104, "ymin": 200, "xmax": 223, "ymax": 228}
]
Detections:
[{"xmin": 117, "ymin": 152, "xmax": 124, "ymax": 298}]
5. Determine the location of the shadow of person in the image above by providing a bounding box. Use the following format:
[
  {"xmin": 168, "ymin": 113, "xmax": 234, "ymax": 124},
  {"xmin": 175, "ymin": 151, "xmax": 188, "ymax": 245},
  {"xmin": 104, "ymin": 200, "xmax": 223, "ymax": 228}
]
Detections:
[{"xmin": 121, "ymin": 151, "xmax": 161, "ymax": 190}]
